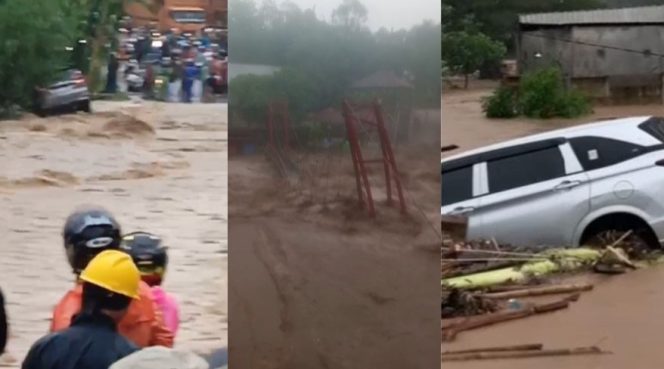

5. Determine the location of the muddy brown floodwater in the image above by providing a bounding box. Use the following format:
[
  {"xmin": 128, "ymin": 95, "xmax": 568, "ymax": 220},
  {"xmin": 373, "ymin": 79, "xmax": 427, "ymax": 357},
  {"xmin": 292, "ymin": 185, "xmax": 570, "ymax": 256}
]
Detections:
[
  {"xmin": 442, "ymin": 81, "xmax": 664, "ymax": 368},
  {"xmin": 229, "ymin": 125, "xmax": 441, "ymax": 368},
  {"xmin": 0, "ymin": 100, "xmax": 227, "ymax": 366}
]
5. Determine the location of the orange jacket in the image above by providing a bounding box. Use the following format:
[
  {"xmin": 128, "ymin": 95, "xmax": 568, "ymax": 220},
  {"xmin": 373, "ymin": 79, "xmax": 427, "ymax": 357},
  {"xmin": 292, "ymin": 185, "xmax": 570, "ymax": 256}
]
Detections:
[{"xmin": 50, "ymin": 280, "xmax": 174, "ymax": 348}]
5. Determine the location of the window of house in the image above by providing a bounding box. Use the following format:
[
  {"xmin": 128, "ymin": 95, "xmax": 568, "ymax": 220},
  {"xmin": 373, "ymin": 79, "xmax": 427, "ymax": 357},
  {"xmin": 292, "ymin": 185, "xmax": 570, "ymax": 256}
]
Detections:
[
  {"xmin": 487, "ymin": 146, "xmax": 565, "ymax": 193},
  {"xmin": 569, "ymin": 136, "xmax": 645, "ymax": 171},
  {"xmin": 442, "ymin": 165, "xmax": 473, "ymax": 206}
]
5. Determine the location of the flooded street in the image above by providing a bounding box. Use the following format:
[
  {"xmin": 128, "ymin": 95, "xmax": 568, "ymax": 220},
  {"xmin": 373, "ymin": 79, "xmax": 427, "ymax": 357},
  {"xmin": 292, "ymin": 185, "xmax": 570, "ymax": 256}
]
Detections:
[
  {"xmin": 229, "ymin": 137, "xmax": 441, "ymax": 368},
  {"xmin": 0, "ymin": 100, "xmax": 227, "ymax": 364},
  {"xmin": 442, "ymin": 81, "xmax": 664, "ymax": 155},
  {"xmin": 442, "ymin": 83, "xmax": 664, "ymax": 368}
]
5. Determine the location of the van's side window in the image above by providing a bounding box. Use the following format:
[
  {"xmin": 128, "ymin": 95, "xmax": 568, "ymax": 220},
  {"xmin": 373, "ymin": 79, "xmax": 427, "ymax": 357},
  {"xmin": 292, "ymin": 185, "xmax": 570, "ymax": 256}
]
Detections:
[
  {"xmin": 442, "ymin": 165, "xmax": 473, "ymax": 206},
  {"xmin": 488, "ymin": 146, "xmax": 565, "ymax": 193},
  {"xmin": 569, "ymin": 136, "xmax": 645, "ymax": 171}
]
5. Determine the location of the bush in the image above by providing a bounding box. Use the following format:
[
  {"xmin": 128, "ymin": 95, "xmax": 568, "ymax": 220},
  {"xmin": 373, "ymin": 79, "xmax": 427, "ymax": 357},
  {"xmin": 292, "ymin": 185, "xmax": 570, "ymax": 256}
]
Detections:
[
  {"xmin": 482, "ymin": 86, "xmax": 518, "ymax": 118},
  {"xmin": 518, "ymin": 68, "xmax": 590, "ymax": 119},
  {"xmin": 555, "ymin": 89, "xmax": 592, "ymax": 118},
  {"xmin": 518, "ymin": 68, "xmax": 563, "ymax": 118},
  {"xmin": 483, "ymin": 67, "xmax": 591, "ymax": 119}
]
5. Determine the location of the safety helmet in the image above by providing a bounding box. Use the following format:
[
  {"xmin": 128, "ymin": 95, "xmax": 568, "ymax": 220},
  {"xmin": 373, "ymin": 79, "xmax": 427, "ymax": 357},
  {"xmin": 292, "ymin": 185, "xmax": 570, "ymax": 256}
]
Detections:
[
  {"xmin": 80, "ymin": 250, "xmax": 140, "ymax": 299},
  {"xmin": 63, "ymin": 206, "xmax": 122, "ymax": 274},
  {"xmin": 120, "ymin": 232, "xmax": 168, "ymax": 286}
]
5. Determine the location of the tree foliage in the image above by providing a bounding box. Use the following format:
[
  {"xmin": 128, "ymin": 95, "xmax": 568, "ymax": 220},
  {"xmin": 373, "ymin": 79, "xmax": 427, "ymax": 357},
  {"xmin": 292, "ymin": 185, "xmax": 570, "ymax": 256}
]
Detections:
[
  {"xmin": 0, "ymin": 0, "xmax": 74, "ymax": 113},
  {"xmin": 441, "ymin": 31, "xmax": 506, "ymax": 88},
  {"xmin": 444, "ymin": 0, "xmax": 606, "ymax": 53},
  {"xmin": 230, "ymin": 0, "xmax": 441, "ymax": 124}
]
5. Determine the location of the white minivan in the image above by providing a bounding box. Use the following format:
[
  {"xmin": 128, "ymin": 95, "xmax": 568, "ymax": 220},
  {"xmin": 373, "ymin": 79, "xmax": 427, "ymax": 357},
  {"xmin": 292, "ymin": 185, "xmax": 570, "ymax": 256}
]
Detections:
[{"xmin": 441, "ymin": 116, "xmax": 664, "ymax": 249}]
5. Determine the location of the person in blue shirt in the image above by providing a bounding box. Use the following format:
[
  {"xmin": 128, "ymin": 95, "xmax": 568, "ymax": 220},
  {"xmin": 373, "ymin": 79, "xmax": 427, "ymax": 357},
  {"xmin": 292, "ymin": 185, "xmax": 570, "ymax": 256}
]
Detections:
[{"xmin": 182, "ymin": 60, "xmax": 199, "ymax": 103}]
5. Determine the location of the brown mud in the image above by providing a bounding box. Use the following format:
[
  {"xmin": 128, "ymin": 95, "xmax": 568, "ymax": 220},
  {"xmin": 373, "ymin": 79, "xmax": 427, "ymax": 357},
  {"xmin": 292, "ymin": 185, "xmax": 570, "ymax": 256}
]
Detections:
[{"xmin": 229, "ymin": 114, "xmax": 441, "ymax": 368}]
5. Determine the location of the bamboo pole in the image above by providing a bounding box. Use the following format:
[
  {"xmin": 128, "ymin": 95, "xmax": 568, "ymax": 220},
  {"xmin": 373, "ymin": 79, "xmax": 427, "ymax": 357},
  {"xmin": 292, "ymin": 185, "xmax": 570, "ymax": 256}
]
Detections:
[
  {"xmin": 483, "ymin": 284, "xmax": 593, "ymax": 299},
  {"xmin": 442, "ymin": 343, "xmax": 543, "ymax": 355},
  {"xmin": 441, "ymin": 346, "xmax": 608, "ymax": 361},
  {"xmin": 442, "ymin": 294, "xmax": 577, "ymax": 341}
]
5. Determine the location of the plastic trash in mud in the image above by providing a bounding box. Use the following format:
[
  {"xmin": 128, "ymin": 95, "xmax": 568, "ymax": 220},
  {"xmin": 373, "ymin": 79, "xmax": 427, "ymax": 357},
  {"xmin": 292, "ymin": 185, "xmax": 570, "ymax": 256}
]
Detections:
[{"xmin": 441, "ymin": 288, "xmax": 499, "ymax": 318}]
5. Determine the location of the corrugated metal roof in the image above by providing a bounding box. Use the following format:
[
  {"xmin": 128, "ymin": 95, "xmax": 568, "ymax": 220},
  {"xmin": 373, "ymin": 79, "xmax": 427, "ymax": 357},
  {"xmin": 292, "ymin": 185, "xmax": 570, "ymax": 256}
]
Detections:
[{"xmin": 519, "ymin": 5, "xmax": 664, "ymax": 26}]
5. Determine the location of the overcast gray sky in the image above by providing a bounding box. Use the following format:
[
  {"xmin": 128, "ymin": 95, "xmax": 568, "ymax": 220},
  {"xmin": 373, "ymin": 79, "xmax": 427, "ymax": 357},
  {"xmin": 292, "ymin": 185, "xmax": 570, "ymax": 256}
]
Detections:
[{"xmin": 283, "ymin": 0, "xmax": 439, "ymax": 31}]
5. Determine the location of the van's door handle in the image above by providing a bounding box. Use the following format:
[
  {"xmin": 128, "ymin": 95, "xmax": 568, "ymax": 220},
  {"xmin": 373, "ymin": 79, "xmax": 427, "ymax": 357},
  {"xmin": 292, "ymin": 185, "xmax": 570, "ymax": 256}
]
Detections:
[
  {"xmin": 553, "ymin": 180, "xmax": 581, "ymax": 191},
  {"xmin": 450, "ymin": 206, "xmax": 475, "ymax": 215}
]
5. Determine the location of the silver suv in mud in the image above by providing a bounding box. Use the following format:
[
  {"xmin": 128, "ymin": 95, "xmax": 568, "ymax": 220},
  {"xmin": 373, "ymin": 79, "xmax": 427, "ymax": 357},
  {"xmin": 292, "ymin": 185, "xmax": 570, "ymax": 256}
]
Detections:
[
  {"xmin": 35, "ymin": 69, "xmax": 90, "ymax": 115},
  {"xmin": 441, "ymin": 116, "xmax": 664, "ymax": 249}
]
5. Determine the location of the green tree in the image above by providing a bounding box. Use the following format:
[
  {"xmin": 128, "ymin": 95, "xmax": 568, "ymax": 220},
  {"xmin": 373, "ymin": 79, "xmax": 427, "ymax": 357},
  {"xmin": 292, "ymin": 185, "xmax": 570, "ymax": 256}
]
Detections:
[
  {"xmin": 441, "ymin": 31, "xmax": 506, "ymax": 88},
  {"xmin": 445, "ymin": 0, "xmax": 605, "ymax": 53},
  {"xmin": 331, "ymin": 0, "xmax": 368, "ymax": 31},
  {"xmin": 0, "ymin": 0, "xmax": 74, "ymax": 114}
]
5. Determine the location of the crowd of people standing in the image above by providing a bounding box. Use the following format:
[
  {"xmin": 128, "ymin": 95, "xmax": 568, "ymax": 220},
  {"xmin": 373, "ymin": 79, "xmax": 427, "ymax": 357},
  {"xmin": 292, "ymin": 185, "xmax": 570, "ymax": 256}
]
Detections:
[{"xmin": 107, "ymin": 26, "xmax": 228, "ymax": 103}]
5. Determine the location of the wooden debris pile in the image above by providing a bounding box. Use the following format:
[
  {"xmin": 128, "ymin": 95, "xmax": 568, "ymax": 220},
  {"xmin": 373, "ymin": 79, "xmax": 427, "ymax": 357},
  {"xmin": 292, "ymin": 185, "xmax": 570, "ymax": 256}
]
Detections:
[{"xmin": 440, "ymin": 234, "xmax": 638, "ymax": 342}]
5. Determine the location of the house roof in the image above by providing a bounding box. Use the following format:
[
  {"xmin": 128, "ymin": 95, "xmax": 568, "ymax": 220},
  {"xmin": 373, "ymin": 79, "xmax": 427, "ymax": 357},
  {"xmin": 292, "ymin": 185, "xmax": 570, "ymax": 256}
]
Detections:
[
  {"xmin": 351, "ymin": 70, "xmax": 413, "ymax": 89},
  {"xmin": 519, "ymin": 5, "xmax": 664, "ymax": 26}
]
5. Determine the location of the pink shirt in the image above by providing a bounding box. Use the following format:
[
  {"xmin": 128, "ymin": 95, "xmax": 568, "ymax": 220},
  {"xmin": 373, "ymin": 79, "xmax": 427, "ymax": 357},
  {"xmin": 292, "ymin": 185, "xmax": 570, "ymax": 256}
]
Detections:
[{"xmin": 150, "ymin": 286, "xmax": 180, "ymax": 336}]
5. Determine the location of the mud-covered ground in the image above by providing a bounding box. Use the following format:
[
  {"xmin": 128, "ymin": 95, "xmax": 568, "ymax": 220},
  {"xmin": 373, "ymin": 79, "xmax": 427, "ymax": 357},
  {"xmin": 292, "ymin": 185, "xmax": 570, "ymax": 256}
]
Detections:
[
  {"xmin": 0, "ymin": 100, "xmax": 227, "ymax": 365},
  {"xmin": 229, "ymin": 118, "xmax": 441, "ymax": 368},
  {"xmin": 442, "ymin": 81, "xmax": 664, "ymax": 368}
]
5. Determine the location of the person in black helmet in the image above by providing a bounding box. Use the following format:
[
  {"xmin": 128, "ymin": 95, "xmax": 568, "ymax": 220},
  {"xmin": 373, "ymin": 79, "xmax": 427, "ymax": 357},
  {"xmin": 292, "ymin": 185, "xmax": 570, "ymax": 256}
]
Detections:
[
  {"xmin": 62, "ymin": 207, "xmax": 122, "ymax": 274},
  {"xmin": 50, "ymin": 206, "xmax": 174, "ymax": 348},
  {"xmin": 120, "ymin": 232, "xmax": 180, "ymax": 337}
]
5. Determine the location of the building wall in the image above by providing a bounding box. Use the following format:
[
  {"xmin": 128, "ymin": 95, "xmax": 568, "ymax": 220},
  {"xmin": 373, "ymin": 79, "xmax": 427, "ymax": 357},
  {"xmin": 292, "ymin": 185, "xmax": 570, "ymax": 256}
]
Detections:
[
  {"xmin": 208, "ymin": 0, "xmax": 228, "ymax": 28},
  {"xmin": 518, "ymin": 25, "xmax": 664, "ymax": 78},
  {"xmin": 518, "ymin": 27, "xmax": 573, "ymax": 76}
]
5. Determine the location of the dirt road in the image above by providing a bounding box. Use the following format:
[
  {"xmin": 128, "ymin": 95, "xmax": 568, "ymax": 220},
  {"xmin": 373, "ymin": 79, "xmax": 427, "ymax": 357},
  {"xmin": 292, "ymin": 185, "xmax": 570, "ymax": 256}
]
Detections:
[
  {"xmin": 229, "ymin": 128, "xmax": 441, "ymax": 367},
  {"xmin": 442, "ymin": 83, "xmax": 664, "ymax": 368},
  {"xmin": 0, "ymin": 100, "xmax": 227, "ymax": 364}
]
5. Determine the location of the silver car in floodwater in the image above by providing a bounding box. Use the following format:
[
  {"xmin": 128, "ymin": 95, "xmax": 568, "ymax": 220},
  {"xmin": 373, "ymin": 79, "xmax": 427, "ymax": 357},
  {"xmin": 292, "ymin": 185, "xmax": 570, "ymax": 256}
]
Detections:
[
  {"xmin": 36, "ymin": 69, "xmax": 90, "ymax": 114},
  {"xmin": 441, "ymin": 116, "xmax": 664, "ymax": 249}
]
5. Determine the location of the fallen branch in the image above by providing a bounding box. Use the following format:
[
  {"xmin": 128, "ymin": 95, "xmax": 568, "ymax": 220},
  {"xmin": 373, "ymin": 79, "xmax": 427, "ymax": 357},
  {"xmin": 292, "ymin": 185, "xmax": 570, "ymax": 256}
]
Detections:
[
  {"xmin": 608, "ymin": 230, "xmax": 633, "ymax": 248},
  {"xmin": 441, "ymin": 346, "xmax": 608, "ymax": 361},
  {"xmin": 442, "ymin": 343, "xmax": 543, "ymax": 355},
  {"xmin": 483, "ymin": 284, "xmax": 593, "ymax": 299}
]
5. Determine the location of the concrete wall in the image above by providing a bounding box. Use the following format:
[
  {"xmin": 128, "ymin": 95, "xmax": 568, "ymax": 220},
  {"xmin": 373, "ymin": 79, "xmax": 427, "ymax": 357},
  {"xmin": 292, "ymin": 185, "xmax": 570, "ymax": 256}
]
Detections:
[
  {"xmin": 518, "ymin": 25, "xmax": 664, "ymax": 78},
  {"xmin": 518, "ymin": 28, "xmax": 573, "ymax": 77},
  {"xmin": 572, "ymin": 25, "xmax": 664, "ymax": 77}
]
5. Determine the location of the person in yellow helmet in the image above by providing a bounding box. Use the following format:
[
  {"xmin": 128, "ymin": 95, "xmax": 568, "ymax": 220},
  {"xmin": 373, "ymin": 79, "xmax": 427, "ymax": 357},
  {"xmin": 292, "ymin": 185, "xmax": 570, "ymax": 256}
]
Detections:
[{"xmin": 22, "ymin": 250, "xmax": 141, "ymax": 369}]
